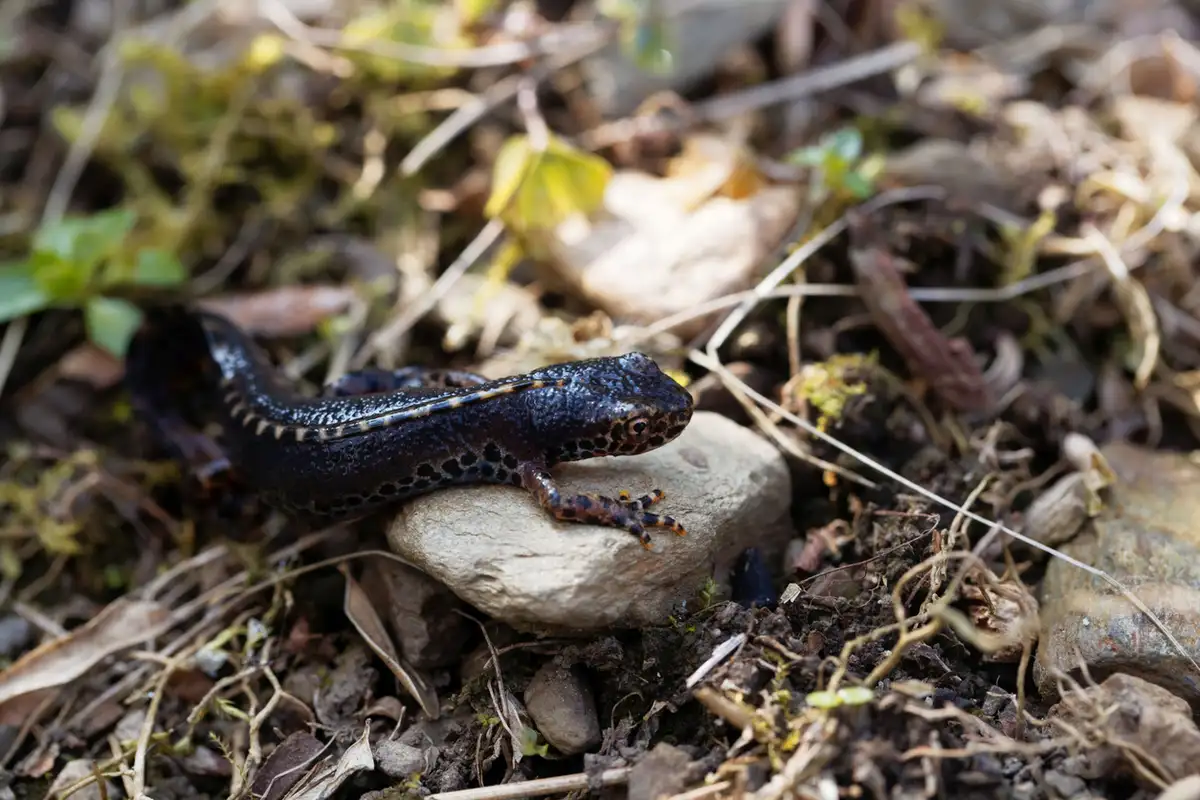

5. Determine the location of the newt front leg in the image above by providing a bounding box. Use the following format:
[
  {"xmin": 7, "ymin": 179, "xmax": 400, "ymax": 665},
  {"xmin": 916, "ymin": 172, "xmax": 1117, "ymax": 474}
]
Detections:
[{"xmin": 519, "ymin": 463, "xmax": 687, "ymax": 549}]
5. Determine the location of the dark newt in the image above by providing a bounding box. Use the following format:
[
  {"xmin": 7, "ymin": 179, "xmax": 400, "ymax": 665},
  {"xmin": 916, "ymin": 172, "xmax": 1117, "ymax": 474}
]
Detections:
[{"xmin": 124, "ymin": 305, "xmax": 696, "ymax": 548}]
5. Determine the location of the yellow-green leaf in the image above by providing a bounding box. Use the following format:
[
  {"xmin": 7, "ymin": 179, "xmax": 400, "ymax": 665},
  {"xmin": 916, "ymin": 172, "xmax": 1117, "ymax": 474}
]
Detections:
[
  {"xmin": 0, "ymin": 261, "xmax": 51, "ymax": 322},
  {"xmin": 0, "ymin": 545, "xmax": 21, "ymax": 582},
  {"xmin": 836, "ymin": 686, "xmax": 874, "ymax": 706},
  {"xmin": 806, "ymin": 690, "xmax": 841, "ymax": 709},
  {"xmin": 132, "ymin": 248, "xmax": 187, "ymax": 286},
  {"xmin": 85, "ymin": 296, "xmax": 143, "ymax": 357},
  {"xmin": 485, "ymin": 134, "xmax": 612, "ymax": 232},
  {"xmin": 486, "ymin": 135, "xmax": 536, "ymax": 220},
  {"xmin": 37, "ymin": 518, "xmax": 82, "ymax": 555}
]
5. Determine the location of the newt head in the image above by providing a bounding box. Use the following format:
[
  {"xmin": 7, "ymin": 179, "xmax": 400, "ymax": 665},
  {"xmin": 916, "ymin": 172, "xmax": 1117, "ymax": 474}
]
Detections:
[{"xmin": 524, "ymin": 352, "xmax": 695, "ymax": 464}]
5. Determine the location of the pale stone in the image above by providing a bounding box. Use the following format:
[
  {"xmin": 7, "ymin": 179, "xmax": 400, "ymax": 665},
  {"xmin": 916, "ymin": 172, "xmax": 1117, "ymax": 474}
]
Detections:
[{"xmin": 386, "ymin": 411, "xmax": 792, "ymax": 633}]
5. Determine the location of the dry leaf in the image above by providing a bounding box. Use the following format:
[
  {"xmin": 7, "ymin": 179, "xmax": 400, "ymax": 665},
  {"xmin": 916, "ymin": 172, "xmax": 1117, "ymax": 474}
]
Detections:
[
  {"xmin": 197, "ymin": 285, "xmax": 359, "ymax": 338},
  {"xmin": 55, "ymin": 343, "xmax": 125, "ymax": 390},
  {"xmin": 363, "ymin": 696, "xmax": 407, "ymax": 723},
  {"xmin": 340, "ymin": 564, "xmax": 439, "ymax": 719},
  {"xmin": 282, "ymin": 722, "xmax": 374, "ymax": 800},
  {"xmin": 251, "ymin": 731, "xmax": 328, "ymax": 800},
  {"xmin": 0, "ymin": 598, "xmax": 170, "ymax": 708}
]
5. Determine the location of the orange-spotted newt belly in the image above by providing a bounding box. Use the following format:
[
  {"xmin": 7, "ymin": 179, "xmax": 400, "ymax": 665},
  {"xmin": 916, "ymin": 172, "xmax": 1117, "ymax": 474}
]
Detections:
[{"xmin": 124, "ymin": 305, "xmax": 695, "ymax": 548}]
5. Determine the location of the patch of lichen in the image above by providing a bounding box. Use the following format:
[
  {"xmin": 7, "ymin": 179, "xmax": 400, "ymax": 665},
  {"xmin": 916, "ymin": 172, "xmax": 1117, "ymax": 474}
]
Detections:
[
  {"xmin": 43, "ymin": 0, "xmax": 480, "ymax": 288},
  {"xmin": 0, "ymin": 443, "xmax": 178, "ymax": 594},
  {"xmin": 49, "ymin": 45, "xmax": 323, "ymax": 269},
  {"xmin": 793, "ymin": 352, "xmax": 876, "ymax": 432}
]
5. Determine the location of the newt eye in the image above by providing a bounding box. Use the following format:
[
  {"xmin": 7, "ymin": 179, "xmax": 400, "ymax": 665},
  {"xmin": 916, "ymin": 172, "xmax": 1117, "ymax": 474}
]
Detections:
[{"xmin": 626, "ymin": 418, "xmax": 649, "ymax": 437}]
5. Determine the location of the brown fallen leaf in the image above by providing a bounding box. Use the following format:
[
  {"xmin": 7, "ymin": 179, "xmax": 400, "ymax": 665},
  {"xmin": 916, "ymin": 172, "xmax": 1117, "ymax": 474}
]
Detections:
[
  {"xmin": 55, "ymin": 343, "xmax": 125, "ymax": 390},
  {"xmin": 363, "ymin": 696, "xmax": 407, "ymax": 724},
  {"xmin": 339, "ymin": 564, "xmax": 439, "ymax": 720},
  {"xmin": 961, "ymin": 581, "xmax": 1039, "ymax": 662},
  {"xmin": 196, "ymin": 285, "xmax": 359, "ymax": 338},
  {"xmin": 78, "ymin": 285, "xmax": 361, "ymax": 395},
  {"xmin": 847, "ymin": 211, "xmax": 992, "ymax": 412},
  {"xmin": 282, "ymin": 722, "xmax": 374, "ymax": 800},
  {"xmin": 251, "ymin": 731, "xmax": 329, "ymax": 800},
  {"xmin": 0, "ymin": 598, "xmax": 171, "ymax": 709},
  {"xmin": 0, "ymin": 687, "xmax": 54, "ymax": 729}
]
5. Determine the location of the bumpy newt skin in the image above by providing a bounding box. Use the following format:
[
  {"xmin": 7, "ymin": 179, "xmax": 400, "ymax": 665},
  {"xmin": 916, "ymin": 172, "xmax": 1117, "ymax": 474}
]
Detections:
[{"xmin": 125, "ymin": 305, "xmax": 696, "ymax": 547}]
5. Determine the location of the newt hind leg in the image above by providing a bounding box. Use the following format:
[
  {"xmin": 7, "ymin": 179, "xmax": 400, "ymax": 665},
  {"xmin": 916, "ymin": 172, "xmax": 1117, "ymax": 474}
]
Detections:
[{"xmin": 520, "ymin": 464, "xmax": 687, "ymax": 549}]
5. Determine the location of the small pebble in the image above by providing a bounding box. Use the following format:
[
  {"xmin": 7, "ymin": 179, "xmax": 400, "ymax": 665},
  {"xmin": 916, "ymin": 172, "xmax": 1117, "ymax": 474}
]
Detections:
[
  {"xmin": 1043, "ymin": 770, "xmax": 1086, "ymax": 798},
  {"xmin": 523, "ymin": 662, "xmax": 601, "ymax": 755},
  {"xmin": 628, "ymin": 743, "xmax": 696, "ymax": 800},
  {"xmin": 373, "ymin": 739, "xmax": 432, "ymax": 779},
  {"xmin": 1048, "ymin": 673, "xmax": 1200, "ymax": 787}
]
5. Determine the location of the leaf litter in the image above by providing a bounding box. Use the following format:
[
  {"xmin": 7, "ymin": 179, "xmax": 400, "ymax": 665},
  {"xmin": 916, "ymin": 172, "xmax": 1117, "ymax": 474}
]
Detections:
[{"xmin": 4, "ymin": 1, "xmax": 1200, "ymax": 799}]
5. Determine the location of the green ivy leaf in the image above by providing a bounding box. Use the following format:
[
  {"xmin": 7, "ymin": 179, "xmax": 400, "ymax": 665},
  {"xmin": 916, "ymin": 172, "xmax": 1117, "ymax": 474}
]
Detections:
[
  {"xmin": 0, "ymin": 261, "xmax": 52, "ymax": 322},
  {"xmin": 806, "ymin": 690, "xmax": 841, "ymax": 709},
  {"xmin": 836, "ymin": 686, "xmax": 874, "ymax": 706},
  {"xmin": 827, "ymin": 127, "xmax": 863, "ymax": 163},
  {"xmin": 518, "ymin": 726, "xmax": 549, "ymax": 757},
  {"xmin": 85, "ymin": 295, "xmax": 143, "ymax": 357},
  {"xmin": 785, "ymin": 145, "xmax": 827, "ymax": 167},
  {"xmin": 33, "ymin": 208, "xmax": 135, "ymax": 269},
  {"xmin": 842, "ymin": 171, "xmax": 876, "ymax": 199},
  {"xmin": 132, "ymin": 248, "xmax": 187, "ymax": 286},
  {"xmin": 29, "ymin": 249, "xmax": 92, "ymax": 301}
]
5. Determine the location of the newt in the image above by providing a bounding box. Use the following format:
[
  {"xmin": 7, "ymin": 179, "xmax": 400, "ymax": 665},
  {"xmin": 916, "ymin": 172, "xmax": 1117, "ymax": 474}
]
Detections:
[{"xmin": 124, "ymin": 305, "xmax": 695, "ymax": 548}]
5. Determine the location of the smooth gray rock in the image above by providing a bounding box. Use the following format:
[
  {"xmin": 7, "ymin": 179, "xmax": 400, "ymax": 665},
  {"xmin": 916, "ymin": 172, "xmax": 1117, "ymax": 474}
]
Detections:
[
  {"xmin": 523, "ymin": 663, "xmax": 601, "ymax": 755},
  {"xmin": 373, "ymin": 739, "xmax": 433, "ymax": 779},
  {"xmin": 386, "ymin": 411, "xmax": 792, "ymax": 632},
  {"xmin": 628, "ymin": 743, "xmax": 697, "ymax": 800}
]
